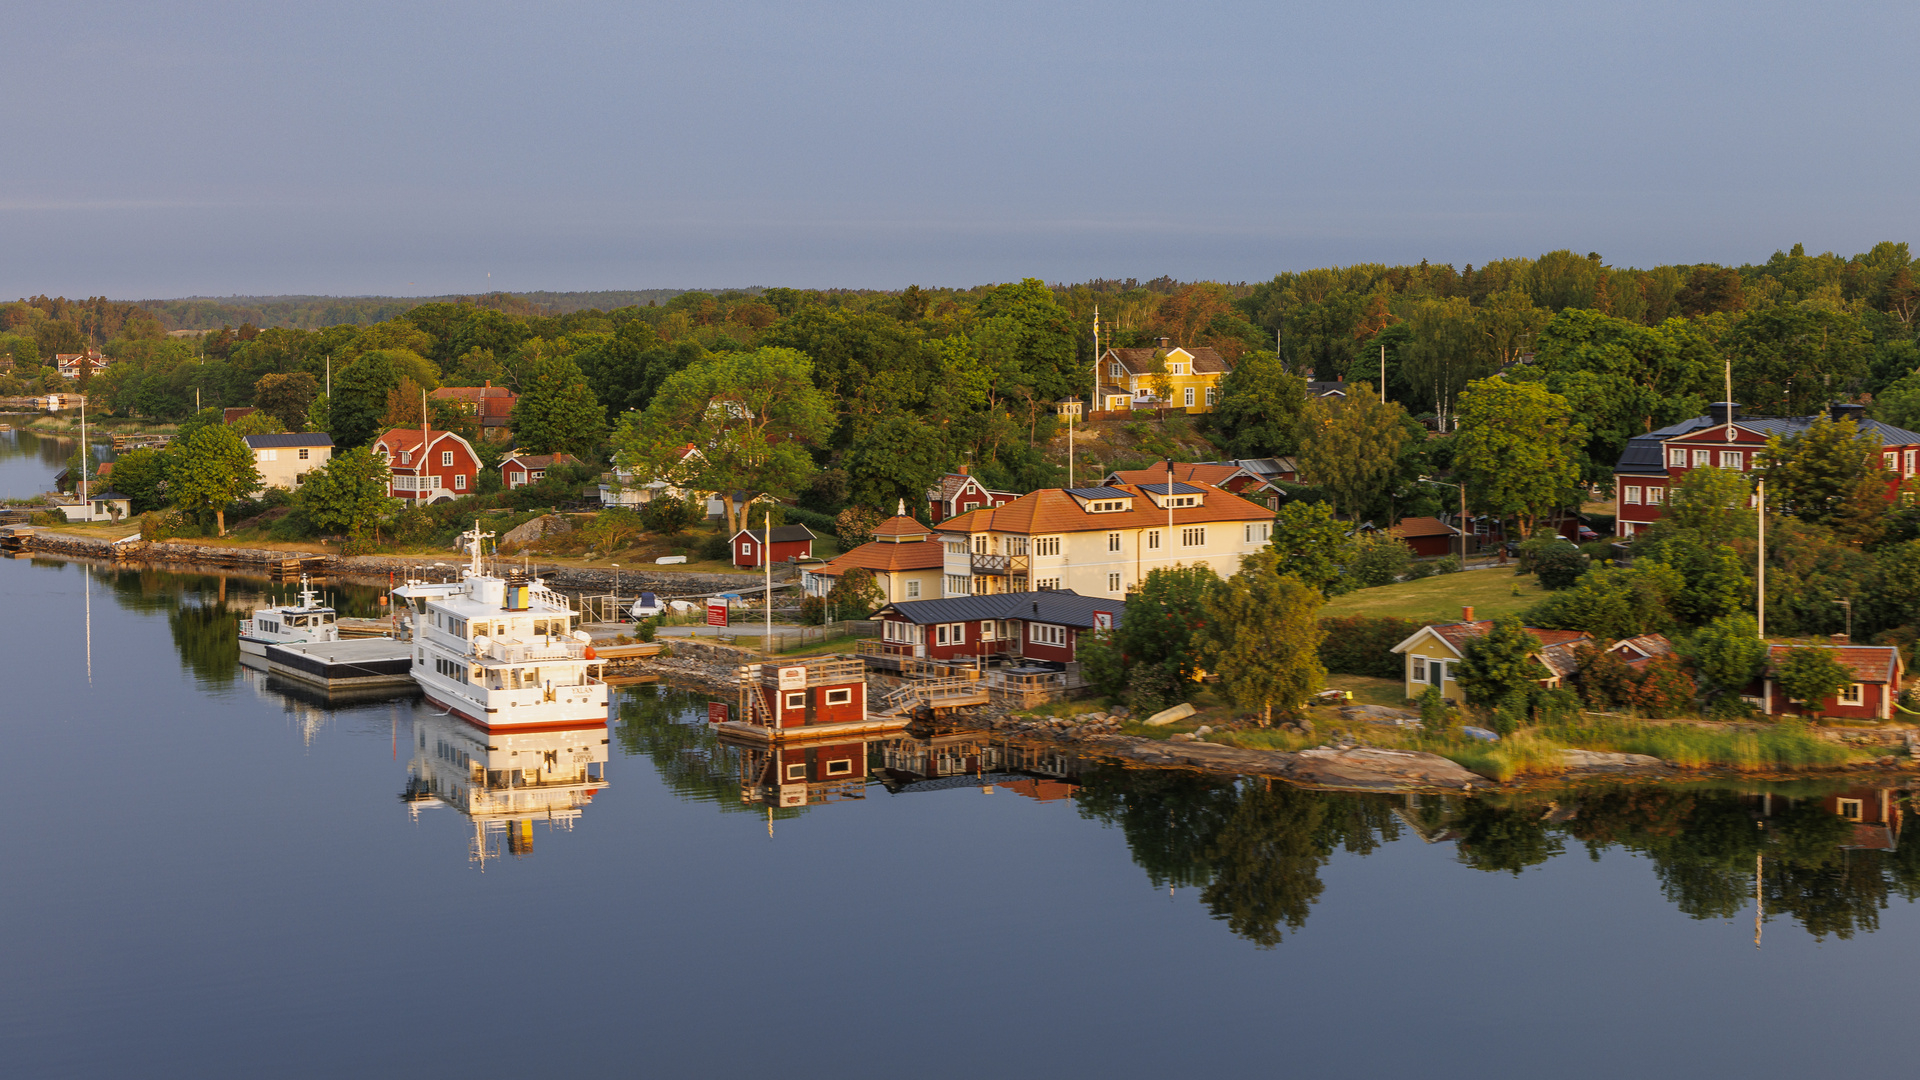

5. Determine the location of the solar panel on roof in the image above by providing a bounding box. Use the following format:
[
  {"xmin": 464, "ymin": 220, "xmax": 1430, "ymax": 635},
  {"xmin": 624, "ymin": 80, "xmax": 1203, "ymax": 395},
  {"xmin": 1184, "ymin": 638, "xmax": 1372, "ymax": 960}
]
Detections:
[
  {"xmin": 1138, "ymin": 482, "xmax": 1204, "ymax": 495},
  {"xmin": 1064, "ymin": 486, "xmax": 1131, "ymax": 499}
]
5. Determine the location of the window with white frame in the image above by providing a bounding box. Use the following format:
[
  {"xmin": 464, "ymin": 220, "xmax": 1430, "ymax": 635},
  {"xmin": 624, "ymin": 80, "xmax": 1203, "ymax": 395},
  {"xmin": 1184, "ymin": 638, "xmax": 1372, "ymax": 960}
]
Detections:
[
  {"xmin": 1908, "ymin": 450, "xmax": 1917, "ymax": 475},
  {"xmin": 946, "ymin": 574, "xmax": 970, "ymax": 594},
  {"xmin": 1839, "ymin": 683, "xmax": 1864, "ymax": 706},
  {"xmin": 1624, "ymin": 486, "xmax": 1642, "ymax": 504},
  {"xmin": 786, "ymin": 763, "xmax": 807, "ymax": 780},
  {"xmin": 1161, "ymin": 495, "xmax": 1197, "ymax": 507},
  {"xmin": 1181, "ymin": 526, "xmax": 1205, "ymax": 547},
  {"xmin": 400, "ymin": 451, "xmax": 411, "ymax": 464},
  {"xmin": 1244, "ymin": 522, "xmax": 1270, "ymax": 543},
  {"xmin": 785, "ymin": 691, "xmax": 805, "ymax": 710},
  {"xmin": 1885, "ymin": 452, "xmax": 1898, "ymax": 472},
  {"xmin": 1035, "ymin": 577, "xmax": 1060, "ymax": 591},
  {"xmin": 1184, "ymin": 387, "xmax": 1195, "ymax": 407},
  {"xmin": 905, "ymin": 580, "xmax": 920, "ymax": 598},
  {"xmin": 1006, "ymin": 537, "xmax": 1028, "ymax": 555},
  {"xmin": 1206, "ymin": 387, "xmax": 1217, "ymax": 406},
  {"xmin": 1108, "ymin": 572, "xmax": 1121, "ymax": 592},
  {"xmin": 298, "ymin": 448, "xmax": 310, "ymax": 460},
  {"xmin": 1170, "ymin": 362, "xmax": 1185, "ymax": 375},
  {"xmin": 824, "ymin": 688, "xmax": 853, "ymax": 706},
  {"xmin": 971, "ymin": 577, "xmax": 990, "ymax": 595},
  {"xmin": 1110, "ymin": 363, "xmax": 1123, "ymax": 378},
  {"xmin": 1719, "ymin": 450, "xmax": 1743, "ymax": 469},
  {"xmin": 949, "ymin": 622, "xmax": 965, "ymax": 642},
  {"xmin": 1108, "ymin": 532, "xmax": 1121, "ymax": 551},
  {"xmin": 1147, "ymin": 529, "xmax": 1160, "ymax": 549},
  {"xmin": 980, "ymin": 621, "xmax": 996, "ymax": 641},
  {"xmin": 441, "ymin": 451, "xmax": 453, "ymax": 466},
  {"xmin": 946, "ymin": 541, "xmax": 968, "ymax": 555},
  {"xmin": 824, "ymin": 758, "xmax": 854, "ymax": 776},
  {"xmin": 1691, "ymin": 449, "xmax": 1711, "ymax": 467},
  {"xmin": 261, "ymin": 448, "xmax": 278, "ymax": 461},
  {"xmin": 936, "ymin": 624, "xmax": 951, "ymax": 645},
  {"xmin": 1029, "ymin": 623, "xmax": 1066, "ymax": 646},
  {"xmin": 1412, "ymin": 657, "xmax": 1427, "ymax": 681},
  {"xmin": 1668, "ymin": 448, "xmax": 1686, "ymax": 467},
  {"xmin": 1035, "ymin": 536, "xmax": 1061, "ymax": 556},
  {"xmin": 973, "ymin": 535, "xmax": 987, "ymax": 553},
  {"xmin": 454, "ymin": 474, "xmax": 466, "ymax": 489},
  {"xmin": 1837, "ymin": 798, "xmax": 1864, "ymax": 821},
  {"xmin": 1090, "ymin": 499, "xmax": 1127, "ymax": 512},
  {"xmin": 1648, "ymin": 487, "xmax": 1665, "ymax": 504}
]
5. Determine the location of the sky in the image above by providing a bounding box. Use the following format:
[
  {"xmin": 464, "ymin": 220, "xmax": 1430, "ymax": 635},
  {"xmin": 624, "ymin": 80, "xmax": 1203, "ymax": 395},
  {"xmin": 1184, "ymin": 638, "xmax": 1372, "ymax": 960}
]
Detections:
[{"xmin": 6, "ymin": 0, "xmax": 1919, "ymax": 298}]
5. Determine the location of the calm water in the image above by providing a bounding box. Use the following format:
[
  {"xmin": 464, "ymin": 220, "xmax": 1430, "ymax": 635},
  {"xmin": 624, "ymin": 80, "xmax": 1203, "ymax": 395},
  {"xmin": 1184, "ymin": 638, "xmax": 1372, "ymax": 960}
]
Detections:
[
  {"xmin": 5, "ymin": 563, "xmax": 1920, "ymax": 1078},
  {"xmin": 0, "ymin": 414, "xmax": 83, "ymax": 497}
]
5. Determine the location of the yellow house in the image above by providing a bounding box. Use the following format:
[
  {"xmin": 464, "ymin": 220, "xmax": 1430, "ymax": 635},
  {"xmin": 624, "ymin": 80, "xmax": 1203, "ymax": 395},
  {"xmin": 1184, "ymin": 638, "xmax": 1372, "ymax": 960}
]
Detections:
[
  {"xmin": 1388, "ymin": 612, "xmax": 1589, "ymax": 704},
  {"xmin": 1097, "ymin": 339, "xmax": 1233, "ymax": 414}
]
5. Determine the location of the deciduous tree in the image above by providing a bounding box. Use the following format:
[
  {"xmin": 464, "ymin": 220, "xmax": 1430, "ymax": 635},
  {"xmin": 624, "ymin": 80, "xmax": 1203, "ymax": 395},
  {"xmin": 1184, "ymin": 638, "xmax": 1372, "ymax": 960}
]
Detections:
[
  {"xmin": 1759, "ymin": 415, "xmax": 1894, "ymax": 543},
  {"xmin": 1268, "ymin": 501, "xmax": 1349, "ymax": 597},
  {"xmin": 1774, "ymin": 646, "xmax": 1854, "ymax": 719},
  {"xmin": 511, "ymin": 354, "xmax": 608, "ymax": 461},
  {"xmin": 1453, "ymin": 375, "xmax": 1586, "ymax": 539},
  {"xmin": 253, "ymin": 372, "xmax": 319, "ymax": 431},
  {"xmin": 1208, "ymin": 350, "xmax": 1306, "ymax": 458},
  {"xmin": 1454, "ymin": 616, "xmax": 1547, "ymax": 711},
  {"xmin": 295, "ymin": 447, "xmax": 391, "ymax": 542},
  {"xmin": 1297, "ymin": 383, "xmax": 1409, "ymax": 519},
  {"xmin": 172, "ymin": 424, "xmax": 262, "ymax": 536},
  {"xmin": 1197, "ymin": 555, "xmax": 1325, "ymax": 726}
]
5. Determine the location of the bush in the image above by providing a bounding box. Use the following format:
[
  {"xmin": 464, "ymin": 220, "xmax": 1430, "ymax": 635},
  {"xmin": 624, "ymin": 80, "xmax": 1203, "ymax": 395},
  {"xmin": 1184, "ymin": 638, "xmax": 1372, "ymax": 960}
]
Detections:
[
  {"xmin": 1534, "ymin": 687, "xmax": 1583, "ymax": 725},
  {"xmin": 138, "ymin": 509, "xmax": 186, "ymax": 541},
  {"xmin": 642, "ymin": 497, "xmax": 698, "ymax": 537},
  {"xmin": 1347, "ymin": 532, "xmax": 1413, "ymax": 588},
  {"xmin": 1420, "ymin": 686, "xmax": 1458, "ymax": 735},
  {"xmin": 1403, "ymin": 559, "xmax": 1437, "ymax": 580},
  {"xmin": 699, "ymin": 532, "xmax": 732, "ymax": 562},
  {"xmin": 1520, "ymin": 534, "xmax": 1587, "ymax": 589},
  {"xmin": 633, "ymin": 618, "xmax": 658, "ymax": 643},
  {"xmin": 1318, "ymin": 615, "xmax": 1424, "ymax": 678},
  {"xmin": 798, "ymin": 595, "xmax": 828, "ymax": 626},
  {"xmin": 30, "ymin": 508, "xmax": 68, "ymax": 526},
  {"xmin": 1434, "ymin": 555, "xmax": 1462, "ymax": 574},
  {"xmin": 783, "ymin": 505, "xmax": 840, "ymax": 535},
  {"xmin": 1125, "ymin": 662, "xmax": 1182, "ymax": 714},
  {"xmin": 835, "ymin": 505, "xmax": 883, "ymax": 549},
  {"xmin": 1491, "ymin": 690, "xmax": 1530, "ymax": 735}
]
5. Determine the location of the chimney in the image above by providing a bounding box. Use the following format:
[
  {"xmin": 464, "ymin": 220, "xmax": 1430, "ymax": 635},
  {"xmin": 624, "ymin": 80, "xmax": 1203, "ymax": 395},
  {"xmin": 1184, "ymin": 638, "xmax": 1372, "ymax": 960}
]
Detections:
[
  {"xmin": 1157, "ymin": 336, "xmax": 1169, "ymax": 348},
  {"xmin": 1708, "ymin": 401, "xmax": 1738, "ymax": 427},
  {"xmin": 958, "ymin": 464, "xmax": 969, "ymax": 476},
  {"xmin": 1831, "ymin": 632, "xmax": 1850, "ymax": 646},
  {"xmin": 1462, "ymin": 606, "xmax": 1475, "ymax": 623},
  {"xmin": 1830, "ymin": 402, "xmax": 1867, "ymax": 424}
]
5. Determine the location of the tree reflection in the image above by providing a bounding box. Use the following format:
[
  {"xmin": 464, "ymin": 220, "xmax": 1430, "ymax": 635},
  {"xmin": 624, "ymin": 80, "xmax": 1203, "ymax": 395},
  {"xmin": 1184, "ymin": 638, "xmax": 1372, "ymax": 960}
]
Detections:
[
  {"xmin": 167, "ymin": 600, "xmax": 240, "ymax": 686},
  {"xmin": 612, "ymin": 683, "xmax": 804, "ymax": 818}
]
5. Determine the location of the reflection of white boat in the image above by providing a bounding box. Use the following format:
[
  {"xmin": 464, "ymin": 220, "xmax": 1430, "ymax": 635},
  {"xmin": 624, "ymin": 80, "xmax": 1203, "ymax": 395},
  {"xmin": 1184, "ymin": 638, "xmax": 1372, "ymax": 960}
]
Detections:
[
  {"xmin": 393, "ymin": 523, "xmax": 606, "ymax": 732},
  {"xmin": 404, "ymin": 710, "xmax": 608, "ymax": 864},
  {"xmin": 238, "ymin": 575, "xmax": 339, "ymax": 655}
]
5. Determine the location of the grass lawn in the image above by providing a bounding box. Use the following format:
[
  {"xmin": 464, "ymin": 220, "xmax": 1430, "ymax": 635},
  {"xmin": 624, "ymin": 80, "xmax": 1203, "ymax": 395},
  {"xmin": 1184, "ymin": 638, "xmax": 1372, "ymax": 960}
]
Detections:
[
  {"xmin": 1321, "ymin": 566, "xmax": 1548, "ymax": 623},
  {"xmin": 1322, "ymin": 673, "xmax": 1412, "ymax": 709}
]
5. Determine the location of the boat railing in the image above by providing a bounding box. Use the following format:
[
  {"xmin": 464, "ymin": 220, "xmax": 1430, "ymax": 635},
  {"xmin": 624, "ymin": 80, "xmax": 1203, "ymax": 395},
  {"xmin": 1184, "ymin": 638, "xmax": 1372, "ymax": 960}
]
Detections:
[{"xmin": 476, "ymin": 638, "xmax": 590, "ymax": 664}]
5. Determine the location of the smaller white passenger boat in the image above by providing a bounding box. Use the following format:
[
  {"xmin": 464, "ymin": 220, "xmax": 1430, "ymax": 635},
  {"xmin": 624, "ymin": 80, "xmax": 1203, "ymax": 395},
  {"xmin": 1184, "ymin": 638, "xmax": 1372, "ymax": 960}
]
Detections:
[{"xmin": 238, "ymin": 576, "xmax": 340, "ymax": 655}]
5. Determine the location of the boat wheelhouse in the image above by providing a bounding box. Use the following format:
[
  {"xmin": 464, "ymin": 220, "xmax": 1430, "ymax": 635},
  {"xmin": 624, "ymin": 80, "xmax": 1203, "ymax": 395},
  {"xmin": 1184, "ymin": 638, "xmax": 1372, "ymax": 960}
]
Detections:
[
  {"xmin": 394, "ymin": 524, "xmax": 607, "ymax": 732},
  {"xmin": 238, "ymin": 576, "xmax": 341, "ymax": 655}
]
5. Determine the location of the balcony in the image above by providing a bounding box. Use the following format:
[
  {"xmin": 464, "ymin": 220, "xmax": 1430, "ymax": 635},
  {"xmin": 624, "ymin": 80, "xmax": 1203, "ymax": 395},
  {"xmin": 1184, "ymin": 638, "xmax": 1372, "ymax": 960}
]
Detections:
[{"xmin": 969, "ymin": 553, "xmax": 1029, "ymax": 576}]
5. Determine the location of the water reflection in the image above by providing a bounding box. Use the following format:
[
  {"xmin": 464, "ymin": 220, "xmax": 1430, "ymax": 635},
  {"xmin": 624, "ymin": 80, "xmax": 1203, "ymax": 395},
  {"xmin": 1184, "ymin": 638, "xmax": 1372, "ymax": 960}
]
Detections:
[{"xmin": 405, "ymin": 712, "xmax": 610, "ymax": 866}]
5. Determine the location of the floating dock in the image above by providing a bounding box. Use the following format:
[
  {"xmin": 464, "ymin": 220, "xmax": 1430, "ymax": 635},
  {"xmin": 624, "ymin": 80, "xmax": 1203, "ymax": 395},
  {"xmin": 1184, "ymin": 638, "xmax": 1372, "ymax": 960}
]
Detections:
[{"xmin": 263, "ymin": 638, "xmax": 415, "ymax": 691}]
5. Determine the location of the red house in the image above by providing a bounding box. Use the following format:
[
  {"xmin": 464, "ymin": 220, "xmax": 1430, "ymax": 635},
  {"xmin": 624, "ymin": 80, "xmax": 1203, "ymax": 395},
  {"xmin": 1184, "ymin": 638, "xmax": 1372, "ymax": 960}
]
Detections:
[
  {"xmin": 500, "ymin": 452, "xmax": 576, "ymax": 489},
  {"xmin": 732, "ymin": 524, "xmax": 816, "ymax": 567},
  {"xmin": 372, "ymin": 427, "xmax": 481, "ymax": 503},
  {"xmin": 1107, "ymin": 461, "xmax": 1280, "ymax": 503},
  {"xmin": 739, "ymin": 656, "xmax": 869, "ymax": 731},
  {"xmin": 430, "ymin": 382, "xmax": 517, "ymax": 439},
  {"xmin": 868, "ymin": 590, "xmax": 1123, "ymax": 665},
  {"xmin": 1615, "ymin": 403, "xmax": 1920, "ymax": 538},
  {"xmin": 1386, "ymin": 516, "xmax": 1463, "ymax": 558},
  {"xmin": 927, "ymin": 466, "xmax": 1019, "ymax": 523},
  {"xmin": 1760, "ymin": 642, "xmax": 1906, "ymax": 721}
]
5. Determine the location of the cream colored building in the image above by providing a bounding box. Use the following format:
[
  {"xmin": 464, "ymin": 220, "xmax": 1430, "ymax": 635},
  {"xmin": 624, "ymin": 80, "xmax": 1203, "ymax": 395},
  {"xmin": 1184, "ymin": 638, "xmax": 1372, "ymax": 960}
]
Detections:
[
  {"xmin": 934, "ymin": 481, "xmax": 1274, "ymax": 600},
  {"xmin": 242, "ymin": 433, "xmax": 333, "ymax": 492}
]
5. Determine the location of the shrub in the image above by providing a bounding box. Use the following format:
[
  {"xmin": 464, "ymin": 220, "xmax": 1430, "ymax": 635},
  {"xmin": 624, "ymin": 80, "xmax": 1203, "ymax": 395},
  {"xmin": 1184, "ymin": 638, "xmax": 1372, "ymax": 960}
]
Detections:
[
  {"xmin": 1626, "ymin": 655, "xmax": 1698, "ymax": 718},
  {"xmin": 138, "ymin": 509, "xmax": 186, "ymax": 541},
  {"xmin": 835, "ymin": 505, "xmax": 883, "ymax": 549},
  {"xmin": 1434, "ymin": 555, "xmax": 1462, "ymax": 574},
  {"xmin": 1419, "ymin": 686, "xmax": 1458, "ymax": 735},
  {"xmin": 783, "ymin": 505, "xmax": 840, "ymax": 535},
  {"xmin": 1533, "ymin": 687, "xmax": 1583, "ymax": 725},
  {"xmin": 1318, "ymin": 615, "xmax": 1424, "ymax": 678},
  {"xmin": 633, "ymin": 618, "xmax": 658, "ymax": 643},
  {"xmin": 1125, "ymin": 662, "xmax": 1182, "ymax": 714},
  {"xmin": 699, "ymin": 532, "xmax": 732, "ymax": 562},
  {"xmin": 798, "ymin": 595, "xmax": 828, "ymax": 626},
  {"xmin": 1520, "ymin": 534, "xmax": 1587, "ymax": 589},
  {"xmin": 30, "ymin": 508, "xmax": 68, "ymax": 526},
  {"xmin": 1403, "ymin": 559, "xmax": 1437, "ymax": 580},
  {"xmin": 1491, "ymin": 690, "xmax": 1530, "ymax": 735},
  {"xmin": 1346, "ymin": 532, "xmax": 1413, "ymax": 588},
  {"xmin": 642, "ymin": 497, "xmax": 698, "ymax": 537},
  {"xmin": 824, "ymin": 566, "xmax": 885, "ymax": 619}
]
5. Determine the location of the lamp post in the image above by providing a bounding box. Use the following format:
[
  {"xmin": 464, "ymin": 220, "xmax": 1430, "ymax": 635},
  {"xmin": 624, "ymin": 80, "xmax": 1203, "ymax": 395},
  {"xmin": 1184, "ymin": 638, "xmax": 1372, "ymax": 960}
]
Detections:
[
  {"xmin": 1417, "ymin": 478, "xmax": 1469, "ymax": 563},
  {"xmin": 1833, "ymin": 597, "xmax": 1852, "ymax": 641}
]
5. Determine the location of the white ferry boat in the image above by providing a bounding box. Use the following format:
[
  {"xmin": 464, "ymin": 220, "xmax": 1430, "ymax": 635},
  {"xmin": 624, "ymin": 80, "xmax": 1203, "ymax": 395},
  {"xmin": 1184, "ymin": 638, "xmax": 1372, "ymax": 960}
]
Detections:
[
  {"xmin": 393, "ymin": 524, "xmax": 607, "ymax": 731},
  {"xmin": 238, "ymin": 576, "xmax": 340, "ymax": 656}
]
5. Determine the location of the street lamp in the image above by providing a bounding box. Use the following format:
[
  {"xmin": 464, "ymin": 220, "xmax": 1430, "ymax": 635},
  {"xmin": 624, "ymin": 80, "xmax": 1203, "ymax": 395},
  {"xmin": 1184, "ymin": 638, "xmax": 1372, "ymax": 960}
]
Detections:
[
  {"xmin": 1833, "ymin": 598, "xmax": 1852, "ymax": 641},
  {"xmin": 1417, "ymin": 477, "xmax": 1470, "ymax": 563}
]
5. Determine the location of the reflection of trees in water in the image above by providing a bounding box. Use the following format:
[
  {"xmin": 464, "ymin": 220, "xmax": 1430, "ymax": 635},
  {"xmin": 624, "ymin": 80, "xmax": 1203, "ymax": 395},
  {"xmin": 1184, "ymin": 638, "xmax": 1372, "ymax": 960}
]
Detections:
[
  {"xmin": 1074, "ymin": 767, "xmax": 1403, "ymax": 948},
  {"xmin": 611, "ymin": 684, "xmax": 804, "ymax": 819},
  {"xmin": 167, "ymin": 600, "xmax": 240, "ymax": 686},
  {"xmin": 1080, "ymin": 770, "xmax": 1920, "ymax": 946}
]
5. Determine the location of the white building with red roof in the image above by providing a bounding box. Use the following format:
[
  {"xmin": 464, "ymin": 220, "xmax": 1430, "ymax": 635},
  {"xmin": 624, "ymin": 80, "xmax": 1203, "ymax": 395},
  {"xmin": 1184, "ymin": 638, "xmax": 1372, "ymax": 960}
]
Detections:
[
  {"xmin": 934, "ymin": 480, "xmax": 1274, "ymax": 600},
  {"xmin": 372, "ymin": 427, "xmax": 480, "ymax": 503},
  {"xmin": 800, "ymin": 506, "xmax": 947, "ymax": 603}
]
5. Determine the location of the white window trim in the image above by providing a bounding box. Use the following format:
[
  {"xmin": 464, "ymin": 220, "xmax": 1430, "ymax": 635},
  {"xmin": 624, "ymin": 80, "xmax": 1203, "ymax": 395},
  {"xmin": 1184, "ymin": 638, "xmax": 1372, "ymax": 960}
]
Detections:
[
  {"xmin": 785, "ymin": 691, "xmax": 806, "ymax": 709},
  {"xmin": 824, "ymin": 688, "xmax": 853, "ymax": 706},
  {"xmin": 1839, "ymin": 683, "xmax": 1864, "ymax": 706}
]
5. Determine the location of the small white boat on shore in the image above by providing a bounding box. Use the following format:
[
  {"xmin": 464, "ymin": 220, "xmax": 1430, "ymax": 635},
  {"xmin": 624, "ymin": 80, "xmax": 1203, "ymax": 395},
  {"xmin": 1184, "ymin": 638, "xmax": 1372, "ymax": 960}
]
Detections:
[{"xmin": 238, "ymin": 576, "xmax": 341, "ymax": 655}]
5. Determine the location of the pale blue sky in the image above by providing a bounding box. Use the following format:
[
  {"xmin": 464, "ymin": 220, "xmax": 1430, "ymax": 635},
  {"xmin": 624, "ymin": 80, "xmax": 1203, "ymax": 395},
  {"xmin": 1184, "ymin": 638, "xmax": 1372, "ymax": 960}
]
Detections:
[{"xmin": 6, "ymin": 0, "xmax": 1917, "ymax": 298}]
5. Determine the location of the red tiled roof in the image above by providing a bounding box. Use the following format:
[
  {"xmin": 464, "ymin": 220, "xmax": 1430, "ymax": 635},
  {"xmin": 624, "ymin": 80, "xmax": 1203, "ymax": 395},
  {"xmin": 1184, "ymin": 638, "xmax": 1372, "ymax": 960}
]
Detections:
[
  {"xmin": 813, "ymin": 538, "xmax": 945, "ymax": 576},
  {"xmin": 872, "ymin": 514, "xmax": 932, "ymax": 540},
  {"xmin": 223, "ymin": 407, "xmax": 258, "ymax": 424},
  {"xmin": 1764, "ymin": 644, "xmax": 1902, "ymax": 683},
  {"xmin": 938, "ymin": 481, "xmax": 1270, "ymax": 536},
  {"xmin": 502, "ymin": 453, "xmax": 575, "ymax": 471},
  {"xmin": 1109, "ymin": 462, "xmax": 1243, "ymax": 488}
]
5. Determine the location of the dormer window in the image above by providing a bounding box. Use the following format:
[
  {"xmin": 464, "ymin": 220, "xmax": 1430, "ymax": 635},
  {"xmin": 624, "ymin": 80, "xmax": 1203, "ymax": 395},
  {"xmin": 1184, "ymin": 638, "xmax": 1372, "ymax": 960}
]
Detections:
[
  {"xmin": 1161, "ymin": 495, "xmax": 1199, "ymax": 508},
  {"xmin": 1169, "ymin": 363, "xmax": 1184, "ymax": 375},
  {"xmin": 1109, "ymin": 363, "xmax": 1122, "ymax": 378},
  {"xmin": 1090, "ymin": 500, "xmax": 1127, "ymax": 512},
  {"xmin": 400, "ymin": 451, "xmax": 411, "ymax": 464}
]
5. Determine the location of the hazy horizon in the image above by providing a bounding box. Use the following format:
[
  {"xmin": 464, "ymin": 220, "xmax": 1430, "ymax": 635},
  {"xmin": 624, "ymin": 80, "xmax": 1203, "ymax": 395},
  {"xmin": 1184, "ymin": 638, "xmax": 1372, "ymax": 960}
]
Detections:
[{"xmin": 9, "ymin": 1, "xmax": 1918, "ymax": 298}]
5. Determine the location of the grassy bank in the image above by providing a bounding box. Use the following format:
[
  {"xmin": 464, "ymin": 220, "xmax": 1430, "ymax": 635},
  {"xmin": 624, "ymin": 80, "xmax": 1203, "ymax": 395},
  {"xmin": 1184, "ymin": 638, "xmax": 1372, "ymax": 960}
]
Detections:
[
  {"xmin": 1211, "ymin": 717, "xmax": 1877, "ymax": 782},
  {"xmin": 1321, "ymin": 567, "xmax": 1548, "ymax": 622}
]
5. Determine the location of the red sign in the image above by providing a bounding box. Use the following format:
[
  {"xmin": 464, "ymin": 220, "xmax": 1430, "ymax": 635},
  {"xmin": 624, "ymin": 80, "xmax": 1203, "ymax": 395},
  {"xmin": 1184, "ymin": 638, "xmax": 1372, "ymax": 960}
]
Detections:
[
  {"xmin": 706, "ymin": 599, "xmax": 730, "ymax": 627},
  {"xmin": 1092, "ymin": 610, "xmax": 1114, "ymax": 631},
  {"xmin": 707, "ymin": 702, "xmax": 729, "ymax": 724}
]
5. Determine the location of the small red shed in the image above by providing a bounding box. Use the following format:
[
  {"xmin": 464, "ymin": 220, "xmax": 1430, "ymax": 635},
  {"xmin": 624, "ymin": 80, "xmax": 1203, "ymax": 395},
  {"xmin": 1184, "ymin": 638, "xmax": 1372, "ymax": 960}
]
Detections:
[
  {"xmin": 732, "ymin": 523, "xmax": 816, "ymax": 567},
  {"xmin": 1760, "ymin": 641, "xmax": 1906, "ymax": 721}
]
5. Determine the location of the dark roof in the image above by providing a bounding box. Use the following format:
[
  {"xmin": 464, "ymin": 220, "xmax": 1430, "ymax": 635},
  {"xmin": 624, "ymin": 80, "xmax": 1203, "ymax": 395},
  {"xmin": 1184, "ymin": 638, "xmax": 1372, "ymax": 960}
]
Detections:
[
  {"xmin": 1063, "ymin": 486, "xmax": 1132, "ymax": 500},
  {"xmin": 732, "ymin": 524, "xmax": 817, "ymax": 544},
  {"xmin": 873, "ymin": 590, "xmax": 1125, "ymax": 628},
  {"xmin": 1614, "ymin": 413, "xmax": 1920, "ymax": 475},
  {"xmin": 243, "ymin": 433, "xmax": 334, "ymax": 448},
  {"xmin": 1137, "ymin": 481, "xmax": 1205, "ymax": 495},
  {"xmin": 1306, "ymin": 381, "xmax": 1349, "ymax": 396},
  {"xmin": 87, "ymin": 490, "xmax": 129, "ymax": 501}
]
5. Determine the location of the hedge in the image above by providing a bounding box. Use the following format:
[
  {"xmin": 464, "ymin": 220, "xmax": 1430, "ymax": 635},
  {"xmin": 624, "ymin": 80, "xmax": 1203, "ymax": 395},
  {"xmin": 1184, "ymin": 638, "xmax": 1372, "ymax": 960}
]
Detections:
[{"xmin": 1318, "ymin": 615, "xmax": 1425, "ymax": 679}]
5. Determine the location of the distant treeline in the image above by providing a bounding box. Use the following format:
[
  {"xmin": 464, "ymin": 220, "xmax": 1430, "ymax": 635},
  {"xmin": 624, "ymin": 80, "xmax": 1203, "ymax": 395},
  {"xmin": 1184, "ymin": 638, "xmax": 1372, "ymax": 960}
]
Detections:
[{"xmin": 133, "ymin": 290, "xmax": 712, "ymax": 330}]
